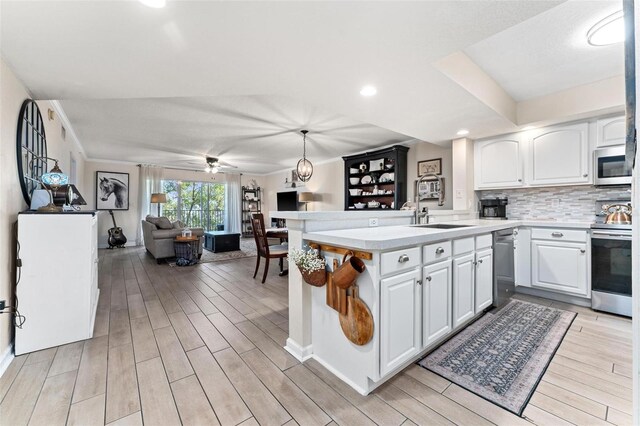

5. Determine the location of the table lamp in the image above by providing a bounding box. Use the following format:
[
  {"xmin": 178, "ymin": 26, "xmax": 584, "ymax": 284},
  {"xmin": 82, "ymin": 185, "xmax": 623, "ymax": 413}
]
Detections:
[
  {"xmin": 151, "ymin": 193, "xmax": 167, "ymax": 216},
  {"xmin": 299, "ymin": 192, "xmax": 313, "ymax": 211}
]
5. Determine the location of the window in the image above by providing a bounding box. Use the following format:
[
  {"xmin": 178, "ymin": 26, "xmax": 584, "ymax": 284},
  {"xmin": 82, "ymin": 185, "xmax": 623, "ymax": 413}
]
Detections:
[{"xmin": 161, "ymin": 180, "xmax": 225, "ymax": 231}]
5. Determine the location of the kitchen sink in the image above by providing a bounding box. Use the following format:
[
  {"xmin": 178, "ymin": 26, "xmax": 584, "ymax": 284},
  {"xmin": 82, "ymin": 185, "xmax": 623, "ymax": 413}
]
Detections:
[{"xmin": 411, "ymin": 224, "xmax": 473, "ymax": 229}]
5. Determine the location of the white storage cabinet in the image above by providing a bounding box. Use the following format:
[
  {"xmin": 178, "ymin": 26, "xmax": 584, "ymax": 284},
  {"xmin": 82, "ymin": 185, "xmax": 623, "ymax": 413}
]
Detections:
[
  {"xmin": 530, "ymin": 228, "xmax": 590, "ymax": 297},
  {"xmin": 380, "ymin": 248, "xmax": 422, "ymax": 376},
  {"xmin": 16, "ymin": 212, "xmax": 99, "ymax": 355}
]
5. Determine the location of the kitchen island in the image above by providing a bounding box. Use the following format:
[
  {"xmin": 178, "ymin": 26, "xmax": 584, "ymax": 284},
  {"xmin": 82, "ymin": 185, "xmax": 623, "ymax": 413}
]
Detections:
[{"xmin": 272, "ymin": 211, "xmax": 592, "ymax": 395}]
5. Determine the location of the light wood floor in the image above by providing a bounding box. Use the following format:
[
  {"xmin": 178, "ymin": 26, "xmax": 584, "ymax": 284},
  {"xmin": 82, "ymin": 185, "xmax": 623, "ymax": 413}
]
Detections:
[{"xmin": 0, "ymin": 247, "xmax": 633, "ymax": 426}]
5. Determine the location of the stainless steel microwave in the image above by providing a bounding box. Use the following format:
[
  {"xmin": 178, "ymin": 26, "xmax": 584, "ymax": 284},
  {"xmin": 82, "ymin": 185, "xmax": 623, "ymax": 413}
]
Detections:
[{"xmin": 594, "ymin": 146, "xmax": 632, "ymax": 186}]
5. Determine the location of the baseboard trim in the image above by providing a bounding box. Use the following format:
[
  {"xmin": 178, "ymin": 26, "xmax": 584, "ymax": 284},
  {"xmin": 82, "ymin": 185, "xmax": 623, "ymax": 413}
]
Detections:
[
  {"xmin": 284, "ymin": 338, "xmax": 313, "ymax": 362},
  {"xmin": 516, "ymin": 287, "xmax": 591, "ymax": 307},
  {"xmin": 98, "ymin": 242, "xmax": 139, "ymax": 249},
  {"xmin": 311, "ymin": 354, "xmax": 370, "ymax": 395},
  {"xmin": 0, "ymin": 344, "xmax": 14, "ymax": 378}
]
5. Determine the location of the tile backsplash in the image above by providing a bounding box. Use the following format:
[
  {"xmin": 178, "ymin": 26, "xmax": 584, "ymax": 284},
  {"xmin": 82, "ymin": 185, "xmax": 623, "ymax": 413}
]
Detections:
[{"xmin": 478, "ymin": 186, "xmax": 632, "ymax": 220}]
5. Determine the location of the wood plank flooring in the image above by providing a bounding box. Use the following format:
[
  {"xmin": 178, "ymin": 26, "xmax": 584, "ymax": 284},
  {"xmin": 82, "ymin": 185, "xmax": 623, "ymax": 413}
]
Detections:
[{"xmin": 0, "ymin": 246, "xmax": 632, "ymax": 425}]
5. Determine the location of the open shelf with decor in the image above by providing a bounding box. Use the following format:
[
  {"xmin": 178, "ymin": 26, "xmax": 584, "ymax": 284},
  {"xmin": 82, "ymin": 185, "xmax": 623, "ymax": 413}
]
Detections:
[
  {"xmin": 343, "ymin": 145, "xmax": 408, "ymax": 210},
  {"xmin": 241, "ymin": 186, "xmax": 261, "ymax": 237}
]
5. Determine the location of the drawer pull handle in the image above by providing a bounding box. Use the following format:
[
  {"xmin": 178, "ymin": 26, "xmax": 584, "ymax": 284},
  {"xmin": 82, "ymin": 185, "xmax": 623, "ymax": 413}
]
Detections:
[
  {"xmin": 425, "ymin": 276, "xmax": 431, "ymax": 282},
  {"xmin": 551, "ymin": 232, "xmax": 564, "ymax": 237},
  {"xmin": 435, "ymin": 247, "xmax": 445, "ymax": 254},
  {"xmin": 398, "ymin": 254, "xmax": 410, "ymax": 263}
]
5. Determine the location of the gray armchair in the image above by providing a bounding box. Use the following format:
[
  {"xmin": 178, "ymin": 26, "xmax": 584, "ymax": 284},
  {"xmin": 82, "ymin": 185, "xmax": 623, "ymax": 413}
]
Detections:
[{"xmin": 141, "ymin": 217, "xmax": 204, "ymax": 263}]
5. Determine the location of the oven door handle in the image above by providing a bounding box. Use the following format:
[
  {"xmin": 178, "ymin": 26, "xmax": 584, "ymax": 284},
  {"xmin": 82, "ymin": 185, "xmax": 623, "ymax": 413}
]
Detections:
[{"xmin": 591, "ymin": 231, "xmax": 632, "ymax": 241}]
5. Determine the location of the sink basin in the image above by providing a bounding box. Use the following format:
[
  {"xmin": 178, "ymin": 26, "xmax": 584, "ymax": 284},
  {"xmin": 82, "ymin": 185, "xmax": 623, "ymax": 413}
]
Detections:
[{"xmin": 411, "ymin": 224, "xmax": 473, "ymax": 229}]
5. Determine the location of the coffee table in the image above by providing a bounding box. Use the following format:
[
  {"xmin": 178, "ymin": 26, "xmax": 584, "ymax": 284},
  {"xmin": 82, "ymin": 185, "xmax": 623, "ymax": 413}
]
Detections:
[{"xmin": 204, "ymin": 231, "xmax": 241, "ymax": 253}]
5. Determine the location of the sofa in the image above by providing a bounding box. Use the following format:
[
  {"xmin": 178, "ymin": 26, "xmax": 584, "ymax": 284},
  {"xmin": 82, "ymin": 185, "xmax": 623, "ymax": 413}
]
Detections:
[{"xmin": 141, "ymin": 216, "xmax": 204, "ymax": 263}]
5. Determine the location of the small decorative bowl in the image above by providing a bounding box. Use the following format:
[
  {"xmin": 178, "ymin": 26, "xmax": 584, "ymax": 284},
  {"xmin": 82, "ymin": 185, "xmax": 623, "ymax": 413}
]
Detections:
[
  {"xmin": 354, "ymin": 202, "xmax": 366, "ymax": 209},
  {"xmin": 350, "ymin": 168, "xmax": 359, "ymax": 174},
  {"xmin": 349, "ymin": 189, "xmax": 363, "ymax": 196},
  {"xmin": 350, "ymin": 178, "xmax": 360, "ymax": 185}
]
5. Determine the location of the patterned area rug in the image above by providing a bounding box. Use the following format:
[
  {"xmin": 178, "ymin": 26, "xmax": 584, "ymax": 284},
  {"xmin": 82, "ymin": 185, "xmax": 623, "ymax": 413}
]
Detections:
[
  {"xmin": 418, "ymin": 299, "xmax": 576, "ymax": 415},
  {"xmin": 168, "ymin": 238, "xmax": 257, "ymax": 266}
]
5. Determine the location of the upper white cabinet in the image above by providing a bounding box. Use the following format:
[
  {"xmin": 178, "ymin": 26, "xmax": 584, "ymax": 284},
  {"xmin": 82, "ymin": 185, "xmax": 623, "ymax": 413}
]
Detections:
[
  {"xmin": 528, "ymin": 122, "xmax": 590, "ymax": 186},
  {"xmin": 474, "ymin": 135, "xmax": 524, "ymax": 189},
  {"xmin": 596, "ymin": 116, "xmax": 626, "ymax": 148}
]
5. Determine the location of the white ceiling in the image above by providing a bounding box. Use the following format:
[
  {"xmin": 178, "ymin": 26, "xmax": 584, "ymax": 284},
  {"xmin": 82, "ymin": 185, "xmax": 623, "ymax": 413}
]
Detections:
[
  {"xmin": 0, "ymin": 0, "xmax": 625, "ymax": 174},
  {"xmin": 465, "ymin": 0, "xmax": 624, "ymax": 102},
  {"xmin": 59, "ymin": 95, "xmax": 416, "ymax": 175}
]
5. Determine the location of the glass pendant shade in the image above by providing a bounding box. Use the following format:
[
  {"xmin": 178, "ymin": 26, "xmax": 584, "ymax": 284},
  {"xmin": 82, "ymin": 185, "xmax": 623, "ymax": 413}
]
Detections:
[
  {"xmin": 297, "ymin": 158, "xmax": 313, "ymax": 182},
  {"xmin": 41, "ymin": 161, "xmax": 68, "ymax": 189}
]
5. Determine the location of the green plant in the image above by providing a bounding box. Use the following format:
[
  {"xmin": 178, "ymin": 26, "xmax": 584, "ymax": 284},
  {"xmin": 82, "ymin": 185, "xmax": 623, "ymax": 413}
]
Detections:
[{"xmin": 287, "ymin": 247, "xmax": 325, "ymax": 272}]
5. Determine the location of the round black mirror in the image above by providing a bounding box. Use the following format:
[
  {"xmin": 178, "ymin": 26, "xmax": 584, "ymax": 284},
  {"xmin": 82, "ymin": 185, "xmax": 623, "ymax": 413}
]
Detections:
[{"xmin": 16, "ymin": 99, "xmax": 47, "ymax": 205}]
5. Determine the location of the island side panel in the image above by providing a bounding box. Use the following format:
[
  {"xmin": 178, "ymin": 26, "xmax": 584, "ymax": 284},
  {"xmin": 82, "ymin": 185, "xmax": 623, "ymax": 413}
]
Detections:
[{"xmin": 310, "ymin": 250, "xmax": 381, "ymax": 394}]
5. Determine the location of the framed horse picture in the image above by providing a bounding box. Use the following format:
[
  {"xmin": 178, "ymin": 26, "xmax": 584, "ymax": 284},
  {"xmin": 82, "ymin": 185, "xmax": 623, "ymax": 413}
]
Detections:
[{"xmin": 96, "ymin": 171, "xmax": 129, "ymax": 210}]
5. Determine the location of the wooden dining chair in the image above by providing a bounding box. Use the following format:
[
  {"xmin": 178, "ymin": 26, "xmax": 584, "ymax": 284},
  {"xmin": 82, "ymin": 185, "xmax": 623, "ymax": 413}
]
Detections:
[{"xmin": 251, "ymin": 213, "xmax": 288, "ymax": 283}]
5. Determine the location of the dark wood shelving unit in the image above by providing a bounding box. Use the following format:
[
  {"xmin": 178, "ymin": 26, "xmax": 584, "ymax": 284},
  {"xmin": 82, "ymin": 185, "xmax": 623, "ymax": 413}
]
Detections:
[
  {"xmin": 342, "ymin": 145, "xmax": 408, "ymax": 210},
  {"xmin": 241, "ymin": 187, "xmax": 261, "ymax": 237}
]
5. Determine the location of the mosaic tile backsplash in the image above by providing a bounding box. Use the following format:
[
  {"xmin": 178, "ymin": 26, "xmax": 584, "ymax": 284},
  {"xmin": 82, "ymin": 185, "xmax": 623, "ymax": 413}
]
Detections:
[{"xmin": 478, "ymin": 186, "xmax": 632, "ymax": 221}]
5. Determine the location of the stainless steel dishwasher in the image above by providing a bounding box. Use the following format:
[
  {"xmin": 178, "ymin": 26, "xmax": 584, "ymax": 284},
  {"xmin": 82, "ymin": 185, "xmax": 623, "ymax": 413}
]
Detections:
[{"xmin": 493, "ymin": 229, "xmax": 515, "ymax": 308}]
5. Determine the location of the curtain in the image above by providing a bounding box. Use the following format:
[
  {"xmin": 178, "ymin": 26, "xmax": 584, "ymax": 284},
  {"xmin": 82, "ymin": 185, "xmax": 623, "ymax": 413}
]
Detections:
[
  {"xmin": 136, "ymin": 165, "xmax": 164, "ymax": 245},
  {"xmin": 224, "ymin": 173, "xmax": 242, "ymax": 234}
]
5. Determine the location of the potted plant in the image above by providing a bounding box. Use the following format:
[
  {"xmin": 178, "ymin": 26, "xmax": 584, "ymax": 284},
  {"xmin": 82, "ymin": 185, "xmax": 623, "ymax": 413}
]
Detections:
[{"xmin": 288, "ymin": 247, "xmax": 327, "ymax": 287}]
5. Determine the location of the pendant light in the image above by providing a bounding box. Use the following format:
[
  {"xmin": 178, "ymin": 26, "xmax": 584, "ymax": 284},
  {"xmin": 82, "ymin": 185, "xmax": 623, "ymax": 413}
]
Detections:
[{"xmin": 296, "ymin": 130, "xmax": 313, "ymax": 182}]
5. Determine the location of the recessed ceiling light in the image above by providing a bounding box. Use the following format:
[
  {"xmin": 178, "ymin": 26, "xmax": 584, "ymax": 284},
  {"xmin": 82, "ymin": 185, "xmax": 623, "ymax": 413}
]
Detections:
[
  {"xmin": 360, "ymin": 85, "xmax": 377, "ymax": 97},
  {"xmin": 587, "ymin": 10, "xmax": 624, "ymax": 46},
  {"xmin": 139, "ymin": 0, "xmax": 166, "ymax": 8},
  {"xmin": 456, "ymin": 129, "xmax": 469, "ymax": 136}
]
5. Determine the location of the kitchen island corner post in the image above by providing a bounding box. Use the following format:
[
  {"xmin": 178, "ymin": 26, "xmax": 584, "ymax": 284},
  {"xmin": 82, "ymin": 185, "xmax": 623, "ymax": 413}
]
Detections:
[{"xmin": 283, "ymin": 217, "xmax": 314, "ymax": 361}]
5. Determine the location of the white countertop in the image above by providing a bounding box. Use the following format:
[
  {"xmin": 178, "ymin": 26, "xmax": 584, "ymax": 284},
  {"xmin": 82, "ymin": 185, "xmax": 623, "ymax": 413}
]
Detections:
[{"xmin": 303, "ymin": 219, "xmax": 593, "ymax": 250}]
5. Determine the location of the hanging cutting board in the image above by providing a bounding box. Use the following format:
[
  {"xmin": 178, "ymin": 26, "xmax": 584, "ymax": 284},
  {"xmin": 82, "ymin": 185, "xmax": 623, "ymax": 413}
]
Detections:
[{"xmin": 339, "ymin": 286, "xmax": 374, "ymax": 345}]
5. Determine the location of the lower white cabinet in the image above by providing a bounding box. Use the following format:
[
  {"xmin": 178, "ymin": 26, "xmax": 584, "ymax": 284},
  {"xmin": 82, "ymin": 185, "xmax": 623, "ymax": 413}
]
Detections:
[
  {"xmin": 475, "ymin": 248, "xmax": 494, "ymax": 312},
  {"xmin": 531, "ymin": 240, "xmax": 589, "ymax": 297},
  {"xmin": 453, "ymin": 253, "xmax": 475, "ymax": 328},
  {"xmin": 422, "ymin": 260, "xmax": 452, "ymax": 347},
  {"xmin": 380, "ymin": 268, "xmax": 421, "ymax": 376},
  {"xmin": 16, "ymin": 212, "xmax": 99, "ymax": 355}
]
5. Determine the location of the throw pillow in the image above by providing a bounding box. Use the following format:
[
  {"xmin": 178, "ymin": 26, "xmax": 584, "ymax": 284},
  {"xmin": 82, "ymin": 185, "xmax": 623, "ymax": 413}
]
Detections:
[
  {"xmin": 172, "ymin": 220, "xmax": 186, "ymax": 229},
  {"xmin": 155, "ymin": 217, "xmax": 174, "ymax": 229},
  {"xmin": 146, "ymin": 215, "xmax": 160, "ymax": 228}
]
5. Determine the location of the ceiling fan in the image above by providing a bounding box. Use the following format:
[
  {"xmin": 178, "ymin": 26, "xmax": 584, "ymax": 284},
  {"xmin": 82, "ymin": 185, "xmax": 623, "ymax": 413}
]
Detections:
[{"xmin": 203, "ymin": 156, "xmax": 237, "ymax": 174}]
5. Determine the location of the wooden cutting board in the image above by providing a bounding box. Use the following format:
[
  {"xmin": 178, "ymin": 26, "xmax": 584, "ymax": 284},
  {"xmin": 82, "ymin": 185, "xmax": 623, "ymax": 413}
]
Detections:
[{"xmin": 339, "ymin": 286, "xmax": 374, "ymax": 346}]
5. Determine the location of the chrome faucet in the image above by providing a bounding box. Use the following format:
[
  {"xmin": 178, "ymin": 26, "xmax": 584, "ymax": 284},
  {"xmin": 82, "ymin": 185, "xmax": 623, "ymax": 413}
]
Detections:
[{"xmin": 415, "ymin": 173, "xmax": 445, "ymax": 224}]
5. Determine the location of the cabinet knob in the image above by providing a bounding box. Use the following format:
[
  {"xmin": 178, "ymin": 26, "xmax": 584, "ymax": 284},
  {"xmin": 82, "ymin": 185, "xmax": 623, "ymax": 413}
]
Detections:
[
  {"xmin": 551, "ymin": 232, "xmax": 564, "ymax": 238},
  {"xmin": 425, "ymin": 276, "xmax": 431, "ymax": 282},
  {"xmin": 417, "ymin": 279, "xmax": 423, "ymax": 286},
  {"xmin": 513, "ymin": 230, "xmax": 518, "ymax": 236},
  {"xmin": 398, "ymin": 254, "xmax": 410, "ymax": 263},
  {"xmin": 580, "ymin": 249, "xmax": 586, "ymax": 254},
  {"xmin": 583, "ymin": 173, "xmax": 588, "ymax": 178},
  {"xmin": 517, "ymin": 178, "xmax": 523, "ymax": 182},
  {"xmin": 478, "ymin": 259, "xmax": 483, "ymax": 264},
  {"xmin": 435, "ymin": 247, "xmax": 445, "ymax": 254}
]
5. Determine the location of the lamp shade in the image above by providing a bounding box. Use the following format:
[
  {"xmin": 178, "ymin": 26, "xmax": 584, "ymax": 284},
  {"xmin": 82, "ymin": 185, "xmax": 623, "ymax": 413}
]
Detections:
[
  {"xmin": 41, "ymin": 162, "xmax": 68, "ymax": 188},
  {"xmin": 150, "ymin": 193, "xmax": 167, "ymax": 203},
  {"xmin": 299, "ymin": 192, "xmax": 313, "ymax": 202}
]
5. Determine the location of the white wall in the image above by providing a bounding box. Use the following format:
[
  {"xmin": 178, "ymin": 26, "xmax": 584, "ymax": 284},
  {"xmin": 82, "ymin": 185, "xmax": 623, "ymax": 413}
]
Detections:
[
  {"xmin": 0, "ymin": 59, "xmax": 87, "ymax": 362},
  {"xmin": 407, "ymin": 141, "xmax": 453, "ymax": 210},
  {"xmin": 263, "ymin": 159, "xmax": 344, "ymax": 221}
]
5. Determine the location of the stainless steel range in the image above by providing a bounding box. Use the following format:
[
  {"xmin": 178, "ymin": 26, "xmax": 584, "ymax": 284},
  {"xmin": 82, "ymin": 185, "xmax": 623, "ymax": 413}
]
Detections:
[{"xmin": 590, "ymin": 199, "xmax": 632, "ymax": 317}]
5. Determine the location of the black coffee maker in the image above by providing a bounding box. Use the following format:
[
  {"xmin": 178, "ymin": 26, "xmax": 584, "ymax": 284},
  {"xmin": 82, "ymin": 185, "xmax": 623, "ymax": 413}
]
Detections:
[{"xmin": 479, "ymin": 198, "xmax": 508, "ymax": 220}]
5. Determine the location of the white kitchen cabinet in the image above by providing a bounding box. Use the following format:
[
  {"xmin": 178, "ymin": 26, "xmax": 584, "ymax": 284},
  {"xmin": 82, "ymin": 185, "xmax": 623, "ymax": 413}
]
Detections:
[
  {"xmin": 531, "ymin": 240, "xmax": 589, "ymax": 297},
  {"xmin": 380, "ymin": 268, "xmax": 422, "ymax": 376},
  {"xmin": 514, "ymin": 228, "xmax": 532, "ymax": 287},
  {"xmin": 596, "ymin": 116, "xmax": 626, "ymax": 147},
  {"xmin": 452, "ymin": 253, "xmax": 475, "ymax": 328},
  {"xmin": 474, "ymin": 135, "xmax": 525, "ymax": 189},
  {"xmin": 474, "ymin": 248, "xmax": 493, "ymax": 312},
  {"xmin": 528, "ymin": 122, "xmax": 590, "ymax": 186},
  {"xmin": 422, "ymin": 260, "xmax": 452, "ymax": 347},
  {"xmin": 16, "ymin": 212, "xmax": 99, "ymax": 355}
]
